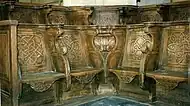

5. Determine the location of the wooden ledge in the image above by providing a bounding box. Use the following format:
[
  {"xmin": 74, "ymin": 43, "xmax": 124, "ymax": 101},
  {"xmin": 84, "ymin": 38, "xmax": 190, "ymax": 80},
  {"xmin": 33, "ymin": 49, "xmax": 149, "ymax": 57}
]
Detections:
[
  {"xmin": 146, "ymin": 71, "xmax": 188, "ymax": 90},
  {"xmin": 109, "ymin": 67, "xmax": 139, "ymax": 75},
  {"xmin": 109, "ymin": 68, "xmax": 139, "ymax": 83},
  {"xmin": 70, "ymin": 69, "xmax": 101, "ymax": 76},
  {"xmin": 146, "ymin": 71, "xmax": 188, "ymax": 82},
  {"xmin": 0, "ymin": 20, "xmax": 18, "ymax": 26},
  {"xmin": 22, "ymin": 71, "xmax": 65, "ymax": 82}
]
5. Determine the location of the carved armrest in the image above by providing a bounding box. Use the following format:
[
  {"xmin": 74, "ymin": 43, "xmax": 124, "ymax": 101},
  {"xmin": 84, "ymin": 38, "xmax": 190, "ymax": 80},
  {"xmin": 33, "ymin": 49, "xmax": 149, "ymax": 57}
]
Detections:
[
  {"xmin": 139, "ymin": 29, "xmax": 153, "ymax": 89},
  {"xmin": 55, "ymin": 40, "xmax": 71, "ymax": 90}
]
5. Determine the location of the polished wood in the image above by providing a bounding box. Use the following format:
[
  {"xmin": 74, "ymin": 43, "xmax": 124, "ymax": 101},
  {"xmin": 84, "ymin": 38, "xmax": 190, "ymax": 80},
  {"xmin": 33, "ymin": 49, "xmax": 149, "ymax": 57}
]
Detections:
[{"xmin": 0, "ymin": 1, "xmax": 190, "ymax": 106}]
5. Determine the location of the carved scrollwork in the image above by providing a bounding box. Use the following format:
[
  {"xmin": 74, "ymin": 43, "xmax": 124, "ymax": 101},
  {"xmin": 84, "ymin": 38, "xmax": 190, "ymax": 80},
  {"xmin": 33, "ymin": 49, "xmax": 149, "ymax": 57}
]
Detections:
[
  {"xmin": 94, "ymin": 35, "xmax": 116, "ymax": 52},
  {"xmin": 92, "ymin": 7, "xmax": 120, "ymax": 25},
  {"xmin": 94, "ymin": 27, "xmax": 116, "ymax": 52},
  {"xmin": 123, "ymin": 28, "xmax": 152, "ymax": 68},
  {"xmin": 10, "ymin": 8, "xmax": 42, "ymax": 24},
  {"xmin": 170, "ymin": 7, "xmax": 190, "ymax": 21},
  {"xmin": 156, "ymin": 78, "xmax": 180, "ymax": 91},
  {"xmin": 25, "ymin": 80, "xmax": 56, "ymax": 92},
  {"xmin": 111, "ymin": 71, "xmax": 137, "ymax": 84},
  {"xmin": 165, "ymin": 25, "xmax": 190, "ymax": 71},
  {"xmin": 140, "ymin": 11, "xmax": 162, "ymax": 22},
  {"xmin": 120, "ymin": 75, "xmax": 136, "ymax": 83},
  {"xmin": 74, "ymin": 74, "xmax": 96, "ymax": 84},
  {"xmin": 55, "ymin": 29, "xmax": 87, "ymax": 68}
]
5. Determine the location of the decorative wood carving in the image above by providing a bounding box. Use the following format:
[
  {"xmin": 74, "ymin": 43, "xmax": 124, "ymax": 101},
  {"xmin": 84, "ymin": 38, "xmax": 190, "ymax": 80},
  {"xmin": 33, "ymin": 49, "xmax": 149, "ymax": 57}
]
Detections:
[
  {"xmin": 74, "ymin": 74, "xmax": 96, "ymax": 84},
  {"xmin": 122, "ymin": 26, "xmax": 152, "ymax": 68},
  {"xmin": 110, "ymin": 70, "xmax": 137, "ymax": 83},
  {"xmin": 46, "ymin": 6, "xmax": 69, "ymax": 24},
  {"xmin": 55, "ymin": 28, "xmax": 90, "ymax": 69},
  {"xmin": 169, "ymin": 6, "xmax": 190, "ymax": 21},
  {"xmin": 90, "ymin": 7, "xmax": 121, "ymax": 25},
  {"xmin": 160, "ymin": 23, "xmax": 190, "ymax": 72},
  {"xmin": 140, "ymin": 10, "xmax": 163, "ymax": 22},
  {"xmin": 17, "ymin": 27, "xmax": 48, "ymax": 74},
  {"xmin": 107, "ymin": 28, "xmax": 126, "ymax": 69},
  {"xmin": 8, "ymin": 3, "xmax": 45, "ymax": 24},
  {"xmin": 25, "ymin": 80, "xmax": 56, "ymax": 92}
]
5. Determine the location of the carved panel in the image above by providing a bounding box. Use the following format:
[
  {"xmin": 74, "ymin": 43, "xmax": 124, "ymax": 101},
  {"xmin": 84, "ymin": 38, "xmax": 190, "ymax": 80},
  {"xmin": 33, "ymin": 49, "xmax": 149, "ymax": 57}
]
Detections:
[
  {"xmin": 107, "ymin": 29, "xmax": 126, "ymax": 69},
  {"xmin": 156, "ymin": 78, "xmax": 180, "ymax": 91},
  {"xmin": 140, "ymin": 11, "xmax": 163, "ymax": 22},
  {"xmin": 47, "ymin": 9, "xmax": 69, "ymax": 24},
  {"xmin": 169, "ymin": 7, "xmax": 190, "ymax": 21},
  {"xmin": 162, "ymin": 25, "xmax": 190, "ymax": 72},
  {"xmin": 91, "ymin": 7, "xmax": 120, "ymax": 25},
  {"xmin": 122, "ymin": 27, "xmax": 152, "ymax": 68},
  {"xmin": 111, "ymin": 70, "xmax": 137, "ymax": 83},
  {"xmin": 85, "ymin": 29, "xmax": 102, "ymax": 68},
  {"xmin": 74, "ymin": 74, "xmax": 96, "ymax": 84},
  {"xmin": 68, "ymin": 7, "xmax": 91, "ymax": 25},
  {"xmin": 122, "ymin": 7, "xmax": 139, "ymax": 24},
  {"xmin": 10, "ymin": 8, "xmax": 45, "ymax": 24},
  {"xmin": 56, "ymin": 28, "xmax": 90, "ymax": 69},
  {"xmin": 17, "ymin": 27, "xmax": 48, "ymax": 74},
  {"xmin": 0, "ymin": 27, "xmax": 10, "ymax": 92}
]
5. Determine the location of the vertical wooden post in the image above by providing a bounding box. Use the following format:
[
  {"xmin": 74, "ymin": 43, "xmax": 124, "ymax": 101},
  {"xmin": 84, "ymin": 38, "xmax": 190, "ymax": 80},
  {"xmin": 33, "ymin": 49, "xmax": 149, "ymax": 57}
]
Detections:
[
  {"xmin": 9, "ymin": 20, "xmax": 18, "ymax": 106},
  {"xmin": 188, "ymin": 18, "xmax": 190, "ymax": 88}
]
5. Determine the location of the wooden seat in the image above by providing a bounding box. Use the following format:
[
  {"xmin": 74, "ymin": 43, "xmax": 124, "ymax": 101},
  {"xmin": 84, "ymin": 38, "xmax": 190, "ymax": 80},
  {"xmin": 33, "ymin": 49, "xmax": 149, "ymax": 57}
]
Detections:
[
  {"xmin": 0, "ymin": 21, "xmax": 68, "ymax": 106},
  {"xmin": 147, "ymin": 71, "xmax": 188, "ymax": 81},
  {"xmin": 22, "ymin": 71, "xmax": 66, "ymax": 82},
  {"xmin": 46, "ymin": 25, "xmax": 103, "ymax": 97}
]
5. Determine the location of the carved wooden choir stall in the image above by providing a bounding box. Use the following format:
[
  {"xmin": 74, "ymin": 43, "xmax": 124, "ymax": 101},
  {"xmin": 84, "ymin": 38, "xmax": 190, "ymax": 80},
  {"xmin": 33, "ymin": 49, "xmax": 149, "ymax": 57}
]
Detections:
[{"xmin": 0, "ymin": 1, "xmax": 189, "ymax": 106}]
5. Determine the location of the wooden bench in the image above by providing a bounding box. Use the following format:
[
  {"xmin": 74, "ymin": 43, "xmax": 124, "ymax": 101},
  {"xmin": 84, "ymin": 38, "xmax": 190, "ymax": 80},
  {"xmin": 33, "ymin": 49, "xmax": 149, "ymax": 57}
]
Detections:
[
  {"xmin": 46, "ymin": 25, "xmax": 103, "ymax": 97},
  {"xmin": 109, "ymin": 22, "xmax": 162, "ymax": 101},
  {"xmin": 0, "ymin": 20, "xmax": 70, "ymax": 106}
]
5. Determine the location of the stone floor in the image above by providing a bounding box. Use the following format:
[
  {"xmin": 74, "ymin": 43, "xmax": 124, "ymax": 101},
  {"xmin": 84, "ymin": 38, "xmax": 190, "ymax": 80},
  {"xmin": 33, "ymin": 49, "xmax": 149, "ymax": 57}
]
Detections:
[{"xmin": 54, "ymin": 95, "xmax": 173, "ymax": 106}]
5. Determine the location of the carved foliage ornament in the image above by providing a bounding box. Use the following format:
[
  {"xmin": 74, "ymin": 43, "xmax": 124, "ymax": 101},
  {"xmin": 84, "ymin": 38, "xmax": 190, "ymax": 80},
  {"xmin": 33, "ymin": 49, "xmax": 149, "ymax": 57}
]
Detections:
[{"xmin": 93, "ymin": 27, "xmax": 116, "ymax": 52}]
